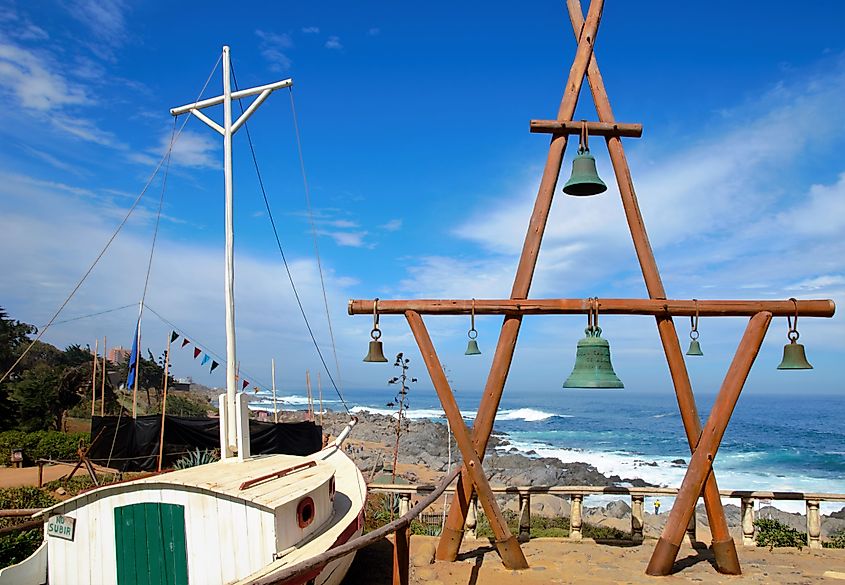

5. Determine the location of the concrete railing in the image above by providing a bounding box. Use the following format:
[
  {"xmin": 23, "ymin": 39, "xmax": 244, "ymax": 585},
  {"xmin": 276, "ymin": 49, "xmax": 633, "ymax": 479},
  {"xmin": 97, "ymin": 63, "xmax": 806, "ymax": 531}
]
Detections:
[{"xmin": 368, "ymin": 484, "xmax": 845, "ymax": 550}]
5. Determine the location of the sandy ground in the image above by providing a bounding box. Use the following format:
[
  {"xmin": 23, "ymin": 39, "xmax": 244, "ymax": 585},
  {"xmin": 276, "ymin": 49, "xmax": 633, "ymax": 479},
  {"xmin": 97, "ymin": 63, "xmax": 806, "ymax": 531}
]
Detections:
[
  {"xmin": 0, "ymin": 464, "xmax": 74, "ymax": 488},
  {"xmin": 343, "ymin": 535, "xmax": 845, "ymax": 585}
]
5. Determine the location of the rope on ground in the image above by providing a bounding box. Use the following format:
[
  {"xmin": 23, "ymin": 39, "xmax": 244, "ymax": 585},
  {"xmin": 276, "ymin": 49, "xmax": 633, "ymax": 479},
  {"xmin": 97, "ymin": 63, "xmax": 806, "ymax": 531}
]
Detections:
[{"xmin": 229, "ymin": 65, "xmax": 351, "ymax": 415}]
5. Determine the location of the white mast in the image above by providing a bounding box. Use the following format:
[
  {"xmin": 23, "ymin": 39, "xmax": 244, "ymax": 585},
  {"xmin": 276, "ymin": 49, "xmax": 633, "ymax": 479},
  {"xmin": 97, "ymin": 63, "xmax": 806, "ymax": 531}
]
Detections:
[{"xmin": 171, "ymin": 46, "xmax": 292, "ymax": 458}]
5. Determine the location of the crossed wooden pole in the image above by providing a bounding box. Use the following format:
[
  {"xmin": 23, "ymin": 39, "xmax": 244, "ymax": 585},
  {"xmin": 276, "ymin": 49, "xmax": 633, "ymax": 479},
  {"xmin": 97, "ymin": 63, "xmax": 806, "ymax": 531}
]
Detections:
[{"xmin": 350, "ymin": 0, "xmax": 835, "ymax": 575}]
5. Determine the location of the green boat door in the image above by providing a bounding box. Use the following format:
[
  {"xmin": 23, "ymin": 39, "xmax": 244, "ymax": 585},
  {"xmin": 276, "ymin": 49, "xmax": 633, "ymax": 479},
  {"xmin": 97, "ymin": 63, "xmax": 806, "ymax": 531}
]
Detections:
[{"xmin": 114, "ymin": 502, "xmax": 188, "ymax": 585}]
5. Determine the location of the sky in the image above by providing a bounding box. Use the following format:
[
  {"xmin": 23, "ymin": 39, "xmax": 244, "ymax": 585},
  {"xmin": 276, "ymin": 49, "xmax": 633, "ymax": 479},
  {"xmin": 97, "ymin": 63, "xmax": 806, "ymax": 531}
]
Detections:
[{"xmin": 0, "ymin": 0, "xmax": 843, "ymax": 403}]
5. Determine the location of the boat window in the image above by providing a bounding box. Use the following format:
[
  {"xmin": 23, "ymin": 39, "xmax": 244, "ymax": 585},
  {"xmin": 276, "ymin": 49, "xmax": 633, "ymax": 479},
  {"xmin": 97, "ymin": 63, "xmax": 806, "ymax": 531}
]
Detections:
[{"xmin": 297, "ymin": 497, "xmax": 315, "ymax": 528}]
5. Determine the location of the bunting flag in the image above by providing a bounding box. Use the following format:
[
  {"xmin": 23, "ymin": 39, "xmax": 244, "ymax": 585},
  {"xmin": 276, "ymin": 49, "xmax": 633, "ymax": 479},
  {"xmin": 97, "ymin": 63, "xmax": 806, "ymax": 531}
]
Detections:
[
  {"xmin": 210, "ymin": 360, "xmax": 219, "ymax": 373},
  {"xmin": 181, "ymin": 338, "xmax": 190, "ymax": 348},
  {"xmin": 242, "ymin": 380, "xmax": 249, "ymax": 390},
  {"xmin": 170, "ymin": 331, "xmax": 179, "ymax": 343},
  {"xmin": 125, "ymin": 318, "xmax": 140, "ymax": 389},
  {"xmin": 193, "ymin": 347, "xmax": 202, "ymax": 359},
  {"xmin": 201, "ymin": 354, "xmax": 210, "ymax": 366}
]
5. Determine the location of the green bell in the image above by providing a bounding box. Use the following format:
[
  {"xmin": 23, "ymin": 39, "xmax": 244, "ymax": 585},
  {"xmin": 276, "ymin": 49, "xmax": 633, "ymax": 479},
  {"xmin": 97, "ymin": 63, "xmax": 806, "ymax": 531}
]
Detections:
[
  {"xmin": 363, "ymin": 339, "xmax": 388, "ymax": 363},
  {"xmin": 777, "ymin": 339, "xmax": 813, "ymax": 370},
  {"xmin": 563, "ymin": 326, "xmax": 624, "ymax": 388},
  {"xmin": 563, "ymin": 148, "xmax": 607, "ymax": 196},
  {"xmin": 465, "ymin": 339, "xmax": 481, "ymax": 355},
  {"xmin": 686, "ymin": 339, "xmax": 703, "ymax": 356}
]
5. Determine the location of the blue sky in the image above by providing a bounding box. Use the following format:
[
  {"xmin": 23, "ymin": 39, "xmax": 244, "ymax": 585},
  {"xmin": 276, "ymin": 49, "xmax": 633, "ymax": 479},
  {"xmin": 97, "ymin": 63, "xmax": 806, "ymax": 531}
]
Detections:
[{"xmin": 0, "ymin": 1, "xmax": 843, "ymax": 401}]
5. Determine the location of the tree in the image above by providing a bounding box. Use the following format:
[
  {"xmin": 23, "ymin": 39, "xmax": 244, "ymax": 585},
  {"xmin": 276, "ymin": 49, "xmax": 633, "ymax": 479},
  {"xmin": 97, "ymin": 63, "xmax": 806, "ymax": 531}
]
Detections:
[
  {"xmin": 10, "ymin": 363, "xmax": 63, "ymax": 431},
  {"xmin": 0, "ymin": 309, "xmax": 36, "ymax": 429},
  {"xmin": 387, "ymin": 353, "xmax": 417, "ymax": 488},
  {"xmin": 115, "ymin": 349, "xmax": 175, "ymax": 412}
]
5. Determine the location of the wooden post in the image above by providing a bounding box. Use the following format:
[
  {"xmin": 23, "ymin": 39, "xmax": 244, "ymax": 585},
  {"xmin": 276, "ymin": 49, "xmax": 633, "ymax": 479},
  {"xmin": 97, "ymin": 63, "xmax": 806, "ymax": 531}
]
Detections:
[
  {"xmin": 157, "ymin": 335, "xmax": 172, "ymax": 472},
  {"xmin": 686, "ymin": 509, "xmax": 697, "ymax": 545},
  {"xmin": 565, "ymin": 0, "xmax": 742, "ymax": 574},
  {"xmin": 405, "ymin": 310, "xmax": 528, "ymax": 569},
  {"xmin": 807, "ymin": 500, "xmax": 821, "ymax": 549},
  {"xmin": 569, "ymin": 494, "xmax": 583, "ymax": 541},
  {"xmin": 393, "ymin": 523, "xmax": 410, "ymax": 585},
  {"xmin": 100, "ymin": 336, "xmax": 107, "ymax": 417},
  {"xmin": 318, "ymin": 371, "xmax": 323, "ymax": 427},
  {"xmin": 741, "ymin": 498, "xmax": 756, "ymax": 546},
  {"xmin": 436, "ymin": 0, "xmax": 606, "ymax": 562},
  {"xmin": 518, "ymin": 492, "xmax": 531, "ymax": 543},
  {"xmin": 646, "ymin": 312, "xmax": 772, "ymax": 576},
  {"xmin": 305, "ymin": 370, "xmax": 313, "ymax": 421},
  {"xmin": 271, "ymin": 358, "xmax": 279, "ymax": 423},
  {"xmin": 631, "ymin": 495, "xmax": 644, "ymax": 542},
  {"xmin": 37, "ymin": 461, "xmax": 44, "ymax": 488},
  {"xmin": 91, "ymin": 338, "xmax": 98, "ymax": 417}
]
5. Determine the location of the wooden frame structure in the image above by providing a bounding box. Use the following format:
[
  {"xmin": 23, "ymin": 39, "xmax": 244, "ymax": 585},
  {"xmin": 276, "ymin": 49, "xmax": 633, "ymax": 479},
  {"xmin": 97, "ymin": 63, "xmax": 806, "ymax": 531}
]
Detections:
[{"xmin": 350, "ymin": 0, "xmax": 836, "ymax": 576}]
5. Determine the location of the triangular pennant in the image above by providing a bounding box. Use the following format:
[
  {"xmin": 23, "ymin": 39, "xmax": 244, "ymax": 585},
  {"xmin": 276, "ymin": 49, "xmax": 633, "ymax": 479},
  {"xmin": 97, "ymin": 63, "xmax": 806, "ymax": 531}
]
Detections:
[
  {"xmin": 242, "ymin": 380, "xmax": 249, "ymax": 390},
  {"xmin": 181, "ymin": 338, "xmax": 190, "ymax": 348},
  {"xmin": 210, "ymin": 360, "xmax": 219, "ymax": 373},
  {"xmin": 201, "ymin": 354, "xmax": 210, "ymax": 366},
  {"xmin": 170, "ymin": 331, "xmax": 179, "ymax": 343},
  {"xmin": 193, "ymin": 347, "xmax": 201, "ymax": 359}
]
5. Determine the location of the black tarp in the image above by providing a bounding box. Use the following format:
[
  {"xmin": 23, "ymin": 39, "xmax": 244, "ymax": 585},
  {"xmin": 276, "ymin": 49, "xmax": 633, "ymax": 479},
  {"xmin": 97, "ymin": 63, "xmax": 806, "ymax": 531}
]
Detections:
[{"xmin": 89, "ymin": 415, "xmax": 322, "ymax": 471}]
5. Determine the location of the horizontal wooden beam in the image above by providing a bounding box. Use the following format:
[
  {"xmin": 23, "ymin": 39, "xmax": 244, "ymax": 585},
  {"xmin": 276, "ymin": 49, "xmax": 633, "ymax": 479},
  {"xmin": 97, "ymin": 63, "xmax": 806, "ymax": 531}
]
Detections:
[
  {"xmin": 348, "ymin": 298, "xmax": 835, "ymax": 318},
  {"xmin": 529, "ymin": 119, "xmax": 643, "ymax": 137}
]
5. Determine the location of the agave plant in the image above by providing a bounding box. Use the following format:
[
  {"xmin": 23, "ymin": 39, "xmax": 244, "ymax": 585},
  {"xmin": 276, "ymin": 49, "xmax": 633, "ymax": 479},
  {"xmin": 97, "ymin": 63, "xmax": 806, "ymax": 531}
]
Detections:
[{"xmin": 173, "ymin": 448, "xmax": 219, "ymax": 470}]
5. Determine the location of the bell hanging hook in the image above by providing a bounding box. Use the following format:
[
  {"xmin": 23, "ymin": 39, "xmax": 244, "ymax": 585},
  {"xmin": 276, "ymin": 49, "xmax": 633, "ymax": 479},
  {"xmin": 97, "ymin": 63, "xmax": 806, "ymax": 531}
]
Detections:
[
  {"xmin": 686, "ymin": 299, "xmax": 703, "ymax": 356},
  {"xmin": 465, "ymin": 298, "xmax": 481, "ymax": 355},
  {"xmin": 777, "ymin": 297, "xmax": 813, "ymax": 370},
  {"xmin": 363, "ymin": 297, "xmax": 388, "ymax": 362}
]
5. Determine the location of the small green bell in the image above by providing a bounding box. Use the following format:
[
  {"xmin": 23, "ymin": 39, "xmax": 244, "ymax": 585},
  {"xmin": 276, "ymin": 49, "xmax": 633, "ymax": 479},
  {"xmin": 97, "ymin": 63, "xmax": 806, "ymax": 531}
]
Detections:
[
  {"xmin": 686, "ymin": 339, "xmax": 703, "ymax": 356},
  {"xmin": 465, "ymin": 338, "xmax": 481, "ymax": 355},
  {"xmin": 563, "ymin": 326, "xmax": 623, "ymax": 388},
  {"xmin": 363, "ymin": 339, "xmax": 388, "ymax": 362},
  {"xmin": 563, "ymin": 148, "xmax": 607, "ymax": 196},
  {"xmin": 777, "ymin": 338, "xmax": 813, "ymax": 370}
]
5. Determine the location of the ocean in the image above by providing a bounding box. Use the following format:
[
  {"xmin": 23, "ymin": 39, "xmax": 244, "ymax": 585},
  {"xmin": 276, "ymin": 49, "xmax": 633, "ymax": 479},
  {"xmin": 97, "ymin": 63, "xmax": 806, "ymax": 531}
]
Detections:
[{"xmin": 249, "ymin": 388, "xmax": 845, "ymax": 514}]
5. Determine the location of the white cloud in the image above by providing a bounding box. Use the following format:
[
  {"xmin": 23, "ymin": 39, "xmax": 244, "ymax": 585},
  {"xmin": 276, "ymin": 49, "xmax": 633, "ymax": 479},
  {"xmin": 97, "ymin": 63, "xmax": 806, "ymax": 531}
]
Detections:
[
  {"xmin": 320, "ymin": 230, "xmax": 371, "ymax": 248},
  {"xmin": 51, "ymin": 115, "xmax": 122, "ymax": 148},
  {"xmin": 166, "ymin": 129, "xmax": 219, "ymax": 169},
  {"xmin": 64, "ymin": 0, "xmax": 128, "ymax": 50},
  {"xmin": 325, "ymin": 36, "xmax": 343, "ymax": 50},
  {"xmin": 256, "ymin": 30, "xmax": 293, "ymax": 71},
  {"xmin": 381, "ymin": 219, "xmax": 402, "ymax": 231},
  {"xmin": 0, "ymin": 43, "xmax": 89, "ymax": 111},
  {"xmin": 302, "ymin": 27, "xmax": 320, "ymax": 34}
]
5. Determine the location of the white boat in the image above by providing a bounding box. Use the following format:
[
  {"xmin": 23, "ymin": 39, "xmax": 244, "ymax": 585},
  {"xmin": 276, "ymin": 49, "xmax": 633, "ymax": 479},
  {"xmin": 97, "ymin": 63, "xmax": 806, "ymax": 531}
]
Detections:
[{"xmin": 0, "ymin": 45, "xmax": 366, "ymax": 585}]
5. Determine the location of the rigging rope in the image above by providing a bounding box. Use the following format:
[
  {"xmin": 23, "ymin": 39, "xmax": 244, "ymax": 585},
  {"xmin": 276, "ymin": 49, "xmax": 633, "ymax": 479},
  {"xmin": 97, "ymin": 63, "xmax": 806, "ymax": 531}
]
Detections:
[
  {"xmin": 0, "ymin": 53, "xmax": 222, "ymax": 388},
  {"xmin": 229, "ymin": 65, "xmax": 350, "ymax": 415},
  {"xmin": 43, "ymin": 303, "xmax": 137, "ymax": 328}
]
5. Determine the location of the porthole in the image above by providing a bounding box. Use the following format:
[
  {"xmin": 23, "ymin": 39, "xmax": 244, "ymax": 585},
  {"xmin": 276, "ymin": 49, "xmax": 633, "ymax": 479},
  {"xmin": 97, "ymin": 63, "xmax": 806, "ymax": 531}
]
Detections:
[{"xmin": 297, "ymin": 497, "xmax": 315, "ymax": 528}]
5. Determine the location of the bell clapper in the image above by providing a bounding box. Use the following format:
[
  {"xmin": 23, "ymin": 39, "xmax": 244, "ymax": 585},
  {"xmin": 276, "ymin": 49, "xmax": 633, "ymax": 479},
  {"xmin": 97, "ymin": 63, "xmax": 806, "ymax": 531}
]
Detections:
[
  {"xmin": 777, "ymin": 298, "xmax": 813, "ymax": 370},
  {"xmin": 465, "ymin": 298, "xmax": 481, "ymax": 355}
]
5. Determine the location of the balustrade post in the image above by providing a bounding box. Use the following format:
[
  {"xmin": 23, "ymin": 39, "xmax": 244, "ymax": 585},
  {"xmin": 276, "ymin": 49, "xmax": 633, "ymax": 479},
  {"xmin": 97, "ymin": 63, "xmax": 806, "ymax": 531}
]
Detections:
[
  {"xmin": 631, "ymin": 495, "xmax": 644, "ymax": 542},
  {"xmin": 518, "ymin": 492, "xmax": 531, "ymax": 543},
  {"xmin": 685, "ymin": 506, "xmax": 697, "ymax": 545},
  {"xmin": 466, "ymin": 495, "xmax": 478, "ymax": 539},
  {"xmin": 807, "ymin": 500, "xmax": 821, "ymax": 549},
  {"xmin": 399, "ymin": 493, "xmax": 412, "ymax": 517},
  {"xmin": 570, "ymin": 494, "xmax": 583, "ymax": 541},
  {"xmin": 741, "ymin": 498, "xmax": 755, "ymax": 546}
]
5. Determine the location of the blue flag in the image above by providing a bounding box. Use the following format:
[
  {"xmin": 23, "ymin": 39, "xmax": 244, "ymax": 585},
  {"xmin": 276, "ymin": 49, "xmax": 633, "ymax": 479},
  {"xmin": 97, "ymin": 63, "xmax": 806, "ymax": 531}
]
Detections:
[
  {"xmin": 201, "ymin": 354, "xmax": 210, "ymax": 366},
  {"xmin": 126, "ymin": 319, "xmax": 140, "ymax": 389}
]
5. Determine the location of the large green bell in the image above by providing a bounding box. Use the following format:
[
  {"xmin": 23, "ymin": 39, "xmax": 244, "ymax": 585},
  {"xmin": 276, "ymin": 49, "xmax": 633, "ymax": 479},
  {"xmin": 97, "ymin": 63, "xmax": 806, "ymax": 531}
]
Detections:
[
  {"xmin": 777, "ymin": 339, "xmax": 813, "ymax": 370},
  {"xmin": 363, "ymin": 339, "xmax": 388, "ymax": 362},
  {"xmin": 563, "ymin": 148, "xmax": 607, "ymax": 196},
  {"xmin": 563, "ymin": 326, "xmax": 624, "ymax": 388}
]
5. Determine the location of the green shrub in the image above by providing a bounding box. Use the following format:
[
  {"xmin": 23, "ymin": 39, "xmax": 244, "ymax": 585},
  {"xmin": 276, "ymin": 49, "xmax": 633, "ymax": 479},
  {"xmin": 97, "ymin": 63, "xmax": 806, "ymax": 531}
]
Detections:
[
  {"xmin": 0, "ymin": 430, "xmax": 88, "ymax": 466},
  {"xmin": 172, "ymin": 448, "xmax": 218, "ymax": 470},
  {"xmin": 0, "ymin": 487, "xmax": 59, "ymax": 569},
  {"xmin": 754, "ymin": 518, "xmax": 805, "ymax": 550},
  {"xmin": 824, "ymin": 528, "xmax": 845, "ymax": 549}
]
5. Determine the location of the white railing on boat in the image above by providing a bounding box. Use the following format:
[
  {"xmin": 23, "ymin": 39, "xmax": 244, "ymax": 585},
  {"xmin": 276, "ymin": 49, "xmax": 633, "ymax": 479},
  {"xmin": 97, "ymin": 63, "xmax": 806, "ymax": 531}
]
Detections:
[{"xmin": 367, "ymin": 483, "xmax": 845, "ymax": 550}]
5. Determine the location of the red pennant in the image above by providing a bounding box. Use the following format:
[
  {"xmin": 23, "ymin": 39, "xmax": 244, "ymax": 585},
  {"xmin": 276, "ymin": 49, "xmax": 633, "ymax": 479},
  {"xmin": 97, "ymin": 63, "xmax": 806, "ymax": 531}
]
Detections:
[
  {"xmin": 242, "ymin": 380, "xmax": 249, "ymax": 390},
  {"xmin": 193, "ymin": 347, "xmax": 201, "ymax": 359},
  {"xmin": 181, "ymin": 338, "xmax": 190, "ymax": 348}
]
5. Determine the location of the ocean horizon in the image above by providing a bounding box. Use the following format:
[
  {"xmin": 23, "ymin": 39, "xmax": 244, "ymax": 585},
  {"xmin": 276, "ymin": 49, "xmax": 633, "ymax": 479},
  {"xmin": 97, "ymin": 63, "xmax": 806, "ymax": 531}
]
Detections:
[{"xmin": 248, "ymin": 387, "xmax": 845, "ymax": 515}]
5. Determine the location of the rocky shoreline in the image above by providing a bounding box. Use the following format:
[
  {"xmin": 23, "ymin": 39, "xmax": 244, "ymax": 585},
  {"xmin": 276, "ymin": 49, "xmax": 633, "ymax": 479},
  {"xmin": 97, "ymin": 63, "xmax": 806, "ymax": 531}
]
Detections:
[{"xmin": 312, "ymin": 410, "xmax": 845, "ymax": 539}]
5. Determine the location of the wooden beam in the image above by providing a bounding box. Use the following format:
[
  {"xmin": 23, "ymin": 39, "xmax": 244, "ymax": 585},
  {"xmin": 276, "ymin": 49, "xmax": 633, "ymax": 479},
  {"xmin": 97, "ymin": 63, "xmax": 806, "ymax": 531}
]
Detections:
[
  {"xmin": 405, "ymin": 311, "xmax": 528, "ymax": 570},
  {"xmin": 530, "ymin": 119, "xmax": 642, "ymax": 137},
  {"xmin": 436, "ymin": 0, "xmax": 607, "ymax": 562},
  {"xmin": 349, "ymin": 298, "xmax": 835, "ymax": 318},
  {"xmin": 646, "ymin": 312, "xmax": 772, "ymax": 576}
]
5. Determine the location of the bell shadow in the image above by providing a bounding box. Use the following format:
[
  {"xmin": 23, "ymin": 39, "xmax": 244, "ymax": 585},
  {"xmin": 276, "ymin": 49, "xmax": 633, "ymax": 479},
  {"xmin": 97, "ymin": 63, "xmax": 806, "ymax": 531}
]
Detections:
[
  {"xmin": 670, "ymin": 545, "xmax": 719, "ymax": 574},
  {"xmin": 456, "ymin": 542, "xmax": 493, "ymax": 585}
]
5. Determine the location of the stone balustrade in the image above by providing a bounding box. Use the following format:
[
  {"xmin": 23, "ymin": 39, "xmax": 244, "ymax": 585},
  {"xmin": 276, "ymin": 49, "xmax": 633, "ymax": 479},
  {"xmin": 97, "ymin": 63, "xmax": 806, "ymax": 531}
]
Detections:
[{"xmin": 368, "ymin": 484, "xmax": 845, "ymax": 548}]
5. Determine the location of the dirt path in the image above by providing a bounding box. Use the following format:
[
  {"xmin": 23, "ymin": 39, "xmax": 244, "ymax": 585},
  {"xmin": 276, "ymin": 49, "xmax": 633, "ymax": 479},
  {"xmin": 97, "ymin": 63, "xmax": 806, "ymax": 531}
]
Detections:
[{"xmin": 0, "ymin": 465, "xmax": 74, "ymax": 488}]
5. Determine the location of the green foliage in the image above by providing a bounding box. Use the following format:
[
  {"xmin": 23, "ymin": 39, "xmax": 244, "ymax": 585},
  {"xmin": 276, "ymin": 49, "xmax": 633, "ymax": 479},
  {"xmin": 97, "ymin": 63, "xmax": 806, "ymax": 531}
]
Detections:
[
  {"xmin": 476, "ymin": 509, "xmax": 629, "ymax": 540},
  {"xmin": 172, "ymin": 448, "xmax": 218, "ymax": 470},
  {"xmin": 165, "ymin": 394, "xmax": 209, "ymax": 417},
  {"xmin": 0, "ymin": 486, "xmax": 59, "ymax": 569},
  {"xmin": 364, "ymin": 493, "xmax": 398, "ymax": 533},
  {"xmin": 824, "ymin": 528, "xmax": 845, "ymax": 549},
  {"xmin": 0, "ymin": 430, "xmax": 88, "ymax": 465},
  {"xmin": 754, "ymin": 518, "xmax": 806, "ymax": 550},
  {"xmin": 43, "ymin": 473, "xmax": 122, "ymax": 497}
]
